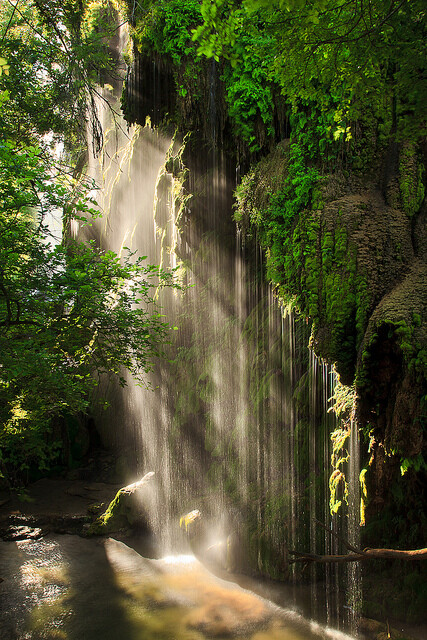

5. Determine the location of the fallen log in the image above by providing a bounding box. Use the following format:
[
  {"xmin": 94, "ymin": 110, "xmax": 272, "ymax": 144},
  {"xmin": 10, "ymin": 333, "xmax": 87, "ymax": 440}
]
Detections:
[
  {"xmin": 289, "ymin": 547, "xmax": 427, "ymax": 564},
  {"xmin": 289, "ymin": 519, "xmax": 427, "ymax": 564}
]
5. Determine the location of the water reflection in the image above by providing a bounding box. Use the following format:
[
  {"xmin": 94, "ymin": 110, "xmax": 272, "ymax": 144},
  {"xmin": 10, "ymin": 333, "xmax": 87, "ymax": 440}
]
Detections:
[{"xmin": 0, "ymin": 535, "xmax": 356, "ymax": 640}]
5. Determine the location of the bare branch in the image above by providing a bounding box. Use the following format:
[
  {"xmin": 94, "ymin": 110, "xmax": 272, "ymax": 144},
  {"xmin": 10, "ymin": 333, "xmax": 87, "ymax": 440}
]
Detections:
[{"xmin": 0, "ymin": 0, "xmax": 21, "ymax": 45}]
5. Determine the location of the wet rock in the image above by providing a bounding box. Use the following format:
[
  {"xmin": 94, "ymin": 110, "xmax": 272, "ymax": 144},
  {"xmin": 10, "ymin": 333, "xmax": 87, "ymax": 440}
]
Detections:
[
  {"xmin": 64, "ymin": 482, "xmax": 109, "ymax": 499},
  {"xmin": 65, "ymin": 485, "xmax": 90, "ymax": 497},
  {"xmin": 87, "ymin": 471, "xmax": 154, "ymax": 535},
  {"xmin": 0, "ymin": 513, "xmax": 92, "ymax": 539},
  {"xmin": 51, "ymin": 515, "xmax": 91, "ymax": 535},
  {"xmin": 360, "ymin": 617, "xmax": 418, "ymax": 640},
  {"xmin": 83, "ymin": 482, "xmax": 109, "ymax": 491},
  {"xmin": 1, "ymin": 525, "xmax": 46, "ymax": 541},
  {"xmin": 0, "ymin": 477, "xmax": 125, "ymax": 540}
]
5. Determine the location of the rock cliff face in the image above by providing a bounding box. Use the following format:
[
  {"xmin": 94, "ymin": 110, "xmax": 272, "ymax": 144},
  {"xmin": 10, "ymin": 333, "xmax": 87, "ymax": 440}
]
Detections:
[
  {"xmin": 234, "ymin": 138, "xmax": 426, "ymax": 545},
  {"xmin": 316, "ymin": 164, "xmax": 425, "ymax": 539}
]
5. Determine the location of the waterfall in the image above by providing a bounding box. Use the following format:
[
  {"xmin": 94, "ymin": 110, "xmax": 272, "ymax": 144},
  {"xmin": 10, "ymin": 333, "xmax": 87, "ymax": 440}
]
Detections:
[{"xmin": 84, "ymin": 48, "xmax": 362, "ymax": 635}]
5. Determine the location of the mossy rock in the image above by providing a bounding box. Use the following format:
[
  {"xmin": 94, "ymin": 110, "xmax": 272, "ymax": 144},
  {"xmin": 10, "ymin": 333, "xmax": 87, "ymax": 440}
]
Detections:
[
  {"xmin": 235, "ymin": 138, "xmax": 426, "ymax": 548},
  {"xmin": 361, "ymin": 617, "xmax": 418, "ymax": 640},
  {"xmin": 358, "ymin": 258, "xmax": 426, "ymax": 452},
  {"xmin": 88, "ymin": 472, "xmax": 154, "ymax": 535}
]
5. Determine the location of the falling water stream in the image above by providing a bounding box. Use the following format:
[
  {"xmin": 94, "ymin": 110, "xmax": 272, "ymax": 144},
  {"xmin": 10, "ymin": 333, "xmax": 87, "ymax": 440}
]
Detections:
[
  {"xmin": 86, "ymin": 55, "xmax": 361, "ymax": 634},
  {"xmin": 0, "ymin": 40, "xmax": 363, "ymax": 639}
]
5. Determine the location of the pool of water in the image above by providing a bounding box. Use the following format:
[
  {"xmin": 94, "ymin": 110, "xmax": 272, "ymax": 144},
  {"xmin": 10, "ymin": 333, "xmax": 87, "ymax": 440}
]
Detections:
[{"xmin": 0, "ymin": 534, "xmax": 357, "ymax": 640}]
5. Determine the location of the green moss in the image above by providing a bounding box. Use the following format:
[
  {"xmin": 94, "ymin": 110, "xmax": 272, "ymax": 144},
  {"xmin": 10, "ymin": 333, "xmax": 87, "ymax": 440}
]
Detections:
[
  {"xmin": 235, "ymin": 147, "xmax": 373, "ymax": 382},
  {"xmin": 88, "ymin": 486, "xmax": 144, "ymax": 535},
  {"xmin": 399, "ymin": 142, "xmax": 425, "ymax": 217},
  {"xmin": 329, "ymin": 381, "xmax": 357, "ymax": 514}
]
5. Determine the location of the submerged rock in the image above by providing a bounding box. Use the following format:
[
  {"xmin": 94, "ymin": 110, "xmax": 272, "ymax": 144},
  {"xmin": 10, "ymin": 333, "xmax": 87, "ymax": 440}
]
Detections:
[
  {"xmin": 0, "ymin": 513, "xmax": 91, "ymax": 539},
  {"xmin": 179, "ymin": 509, "xmax": 250, "ymax": 575},
  {"xmin": 104, "ymin": 537, "xmax": 275, "ymax": 637}
]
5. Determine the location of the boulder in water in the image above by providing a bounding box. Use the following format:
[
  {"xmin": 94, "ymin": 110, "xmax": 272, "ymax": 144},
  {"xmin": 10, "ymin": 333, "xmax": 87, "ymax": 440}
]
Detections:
[
  {"xmin": 87, "ymin": 471, "xmax": 154, "ymax": 535},
  {"xmin": 180, "ymin": 508, "xmax": 249, "ymax": 574}
]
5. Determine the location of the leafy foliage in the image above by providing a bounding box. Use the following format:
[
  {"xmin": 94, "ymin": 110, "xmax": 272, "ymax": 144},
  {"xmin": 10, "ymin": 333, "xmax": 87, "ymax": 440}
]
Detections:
[
  {"xmin": 0, "ymin": 131, "xmax": 177, "ymax": 484},
  {"xmin": 194, "ymin": 0, "xmax": 427, "ymax": 143},
  {"xmin": 133, "ymin": 0, "xmax": 201, "ymax": 65},
  {"xmin": 0, "ymin": 1, "xmax": 179, "ymax": 484},
  {"xmin": 0, "ymin": 0, "xmax": 124, "ymax": 153},
  {"xmin": 220, "ymin": 30, "xmax": 274, "ymax": 149}
]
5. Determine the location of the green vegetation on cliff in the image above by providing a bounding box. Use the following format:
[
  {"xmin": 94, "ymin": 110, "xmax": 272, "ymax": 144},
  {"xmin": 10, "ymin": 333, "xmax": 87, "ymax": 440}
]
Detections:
[
  {"xmin": 194, "ymin": 0, "xmax": 426, "ymax": 142},
  {"xmin": 127, "ymin": 0, "xmax": 426, "ymax": 148}
]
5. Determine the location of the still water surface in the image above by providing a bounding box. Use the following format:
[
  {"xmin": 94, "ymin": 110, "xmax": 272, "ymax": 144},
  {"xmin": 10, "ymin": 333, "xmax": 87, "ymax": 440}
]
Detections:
[{"xmin": 0, "ymin": 534, "xmax": 357, "ymax": 640}]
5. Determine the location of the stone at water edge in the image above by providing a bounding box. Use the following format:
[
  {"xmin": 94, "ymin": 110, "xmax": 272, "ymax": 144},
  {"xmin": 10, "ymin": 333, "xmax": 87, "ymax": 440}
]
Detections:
[
  {"xmin": 1, "ymin": 525, "xmax": 46, "ymax": 541},
  {"xmin": 87, "ymin": 471, "xmax": 154, "ymax": 535},
  {"xmin": 179, "ymin": 509, "xmax": 249, "ymax": 573}
]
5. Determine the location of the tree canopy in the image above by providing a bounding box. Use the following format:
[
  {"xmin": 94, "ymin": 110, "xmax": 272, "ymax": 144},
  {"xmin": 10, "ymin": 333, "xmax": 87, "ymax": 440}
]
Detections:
[
  {"xmin": 194, "ymin": 0, "xmax": 426, "ymax": 142},
  {"xmin": 127, "ymin": 0, "xmax": 425, "ymax": 154}
]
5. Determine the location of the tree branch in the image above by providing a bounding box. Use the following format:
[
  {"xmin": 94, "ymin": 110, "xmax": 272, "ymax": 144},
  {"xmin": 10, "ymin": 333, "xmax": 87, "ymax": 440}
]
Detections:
[
  {"xmin": 313, "ymin": 518, "xmax": 369, "ymax": 556},
  {"xmin": 290, "ymin": 520, "xmax": 427, "ymax": 564},
  {"xmin": 0, "ymin": 0, "xmax": 21, "ymax": 45},
  {"xmin": 289, "ymin": 547, "xmax": 427, "ymax": 564}
]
